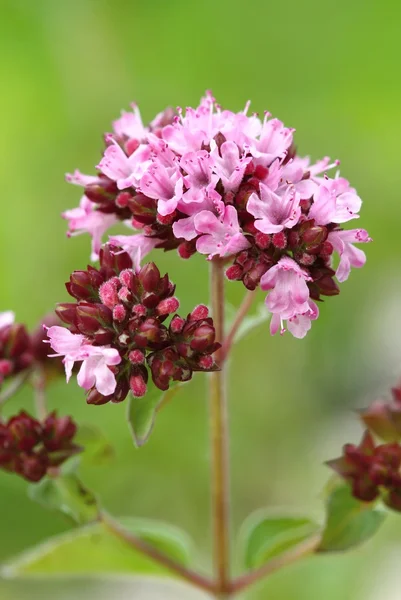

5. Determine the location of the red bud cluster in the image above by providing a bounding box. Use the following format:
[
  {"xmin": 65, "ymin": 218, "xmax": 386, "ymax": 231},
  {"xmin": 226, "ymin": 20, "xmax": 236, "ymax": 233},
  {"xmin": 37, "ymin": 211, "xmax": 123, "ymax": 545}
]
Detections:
[
  {"xmin": 56, "ymin": 245, "xmax": 220, "ymax": 404},
  {"xmin": 327, "ymin": 431, "xmax": 401, "ymax": 512},
  {"xmin": 0, "ymin": 411, "xmax": 81, "ymax": 482},
  {"xmin": 0, "ymin": 322, "xmax": 33, "ymax": 387}
]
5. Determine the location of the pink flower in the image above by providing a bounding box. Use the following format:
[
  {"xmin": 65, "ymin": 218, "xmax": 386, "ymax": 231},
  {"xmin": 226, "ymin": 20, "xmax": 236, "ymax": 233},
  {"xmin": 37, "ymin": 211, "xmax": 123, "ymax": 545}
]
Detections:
[
  {"xmin": 97, "ymin": 140, "xmax": 152, "ymax": 190},
  {"xmin": 309, "ymin": 178, "xmax": 362, "ymax": 225},
  {"xmin": 46, "ymin": 326, "xmax": 121, "ymax": 396},
  {"xmin": 328, "ymin": 229, "xmax": 372, "ymax": 282},
  {"xmin": 140, "ymin": 162, "xmax": 184, "ymax": 216},
  {"xmin": 247, "ymin": 183, "xmax": 301, "ymax": 234},
  {"xmin": 112, "ymin": 103, "xmax": 147, "ymax": 140},
  {"xmin": 108, "ymin": 233, "xmax": 161, "ymax": 270},
  {"xmin": 286, "ymin": 300, "xmax": 319, "ymax": 339},
  {"xmin": 195, "ymin": 205, "xmax": 250, "ymax": 259},
  {"xmin": 249, "ymin": 117, "xmax": 294, "ymax": 164},
  {"xmin": 261, "ymin": 257, "xmax": 312, "ymax": 336},
  {"xmin": 173, "ymin": 194, "xmax": 224, "ymax": 241},
  {"xmin": 65, "ymin": 170, "xmax": 100, "ymax": 187},
  {"xmin": 212, "ymin": 141, "xmax": 251, "ymax": 192},
  {"xmin": 63, "ymin": 196, "xmax": 118, "ymax": 261},
  {"xmin": 180, "ymin": 150, "xmax": 218, "ymax": 203},
  {"xmin": 0, "ymin": 311, "xmax": 15, "ymax": 329}
]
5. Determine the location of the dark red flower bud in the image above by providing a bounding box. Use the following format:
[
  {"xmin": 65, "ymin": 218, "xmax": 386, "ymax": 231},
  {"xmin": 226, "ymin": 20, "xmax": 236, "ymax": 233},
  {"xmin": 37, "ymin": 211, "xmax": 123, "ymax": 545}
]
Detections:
[
  {"xmin": 8, "ymin": 412, "xmax": 42, "ymax": 452},
  {"xmin": 226, "ymin": 264, "xmax": 243, "ymax": 281},
  {"xmin": 76, "ymin": 303, "xmax": 113, "ymax": 334},
  {"xmin": 254, "ymin": 165, "xmax": 269, "ymax": 180},
  {"xmin": 272, "ymin": 232, "xmax": 287, "ymax": 250},
  {"xmin": 15, "ymin": 454, "xmax": 48, "ymax": 483},
  {"xmin": 156, "ymin": 297, "xmax": 180, "ymax": 316},
  {"xmin": 138, "ymin": 263, "xmax": 161, "ymax": 293},
  {"xmin": 189, "ymin": 305, "xmax": 209, "ymax": 321},
  {"xmin": 42, "ymin": 412, "xmax": 77, "ymax": 451},
  {"xmin": 100, "ymin": 245, "xmax": 133, "ymax": 276}
]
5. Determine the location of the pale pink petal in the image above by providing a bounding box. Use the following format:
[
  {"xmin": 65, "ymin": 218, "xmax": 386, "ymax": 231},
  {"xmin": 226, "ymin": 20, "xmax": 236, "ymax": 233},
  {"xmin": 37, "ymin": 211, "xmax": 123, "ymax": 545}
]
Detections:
[{"xmin": 0, "ymin": 311, "xmax": 15, "ymax": 329}]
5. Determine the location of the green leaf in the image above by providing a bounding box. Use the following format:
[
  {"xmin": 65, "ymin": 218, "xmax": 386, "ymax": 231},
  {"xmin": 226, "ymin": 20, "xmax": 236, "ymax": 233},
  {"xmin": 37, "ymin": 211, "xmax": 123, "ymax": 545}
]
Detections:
[
  {"xmin": 319, "ymin": 484, "xmax": 386, "ymax": 552},
  {"xmin": 28, "ymin": 473, "xmax": 99, "ymax": 525},
  {"xmin": 241, "ymin": 512, "xmax": 320, "ymax": 569},
  {"xmin": 2, "ymin": 517, "xmax": 192, "ymax": 579},
  {"xmin": 74, "ymin": 423, "xmax": 114, "ymax": 465},
  {"xmin": 127, "ymin": 383, "xmax": 182, "ymax": 447}
]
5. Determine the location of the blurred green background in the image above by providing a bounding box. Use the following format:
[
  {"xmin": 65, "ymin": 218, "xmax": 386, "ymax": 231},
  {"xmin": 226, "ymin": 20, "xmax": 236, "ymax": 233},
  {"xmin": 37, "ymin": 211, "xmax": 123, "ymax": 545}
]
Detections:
[{"xmin": 1, "ymin": 0, "xmax": 401, "ymax": 598}]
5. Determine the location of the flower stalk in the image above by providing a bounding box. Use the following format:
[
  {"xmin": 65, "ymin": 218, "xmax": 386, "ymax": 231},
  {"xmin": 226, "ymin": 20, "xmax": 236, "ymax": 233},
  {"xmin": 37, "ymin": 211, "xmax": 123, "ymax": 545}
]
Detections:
[{"xmin": 210, "ymin": 259, "xmax": 231, "ymax": 596}]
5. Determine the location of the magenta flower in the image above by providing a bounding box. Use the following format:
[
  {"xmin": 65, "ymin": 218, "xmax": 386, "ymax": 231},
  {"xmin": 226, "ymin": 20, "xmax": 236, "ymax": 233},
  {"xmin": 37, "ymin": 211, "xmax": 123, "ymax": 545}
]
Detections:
[
  {"xmin": 65, "ymin": 92, "xmax": 372, "ymax": 338},
  {"xmin": 195, "ymin": 206, "xmax": 250, "ymax": 259},
  {"xmin": 97, "ymin": 140, "xmax": 152, "ymax": 190},
  {"xmin": 112, "ymin": 103, "xmax": 147, "ymax": 140},
  {"xmin": 328, "ymin": 229, "xmax": 371, "ymax": 282},
  {"xmin": 247, "ymin": 183, "xmax": 301, "ymax": 234},
  {"xmin": 140, "ymin": 162, "xmax": 183, "ymax": 216},
  {"xmin": 211, "ymin": 141, "xmax": 251, "ymax": 193},
  {"xmin": 46, "ymin": 326, "xmax": 121, "ymax": 395},
  {"xmin": 108, "ymin": 233, "xmax": 161, "ymax": 270},
  {"xmin": 261, "ymin": 257, "xmax": 312, "ymax": 335},
  {"xmin": 63, "ymin": 196, "xmax": 118, "ymax": 261},
  {"xmin": 309, "ymin": 178, "xmax": 362, "ymax": 226}
]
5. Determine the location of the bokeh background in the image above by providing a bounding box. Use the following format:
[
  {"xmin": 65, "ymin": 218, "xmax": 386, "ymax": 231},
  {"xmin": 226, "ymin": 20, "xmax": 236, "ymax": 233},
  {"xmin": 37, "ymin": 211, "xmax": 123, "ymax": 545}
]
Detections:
[{"xmin": 1, "ymin": 0, "xmax": 401, "ymax": 598}]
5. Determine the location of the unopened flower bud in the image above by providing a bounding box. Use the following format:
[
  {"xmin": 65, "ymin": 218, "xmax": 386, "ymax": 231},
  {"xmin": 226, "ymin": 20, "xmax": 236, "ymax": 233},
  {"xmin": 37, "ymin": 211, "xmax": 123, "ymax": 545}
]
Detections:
[
  {"xmin": 226, "ymin": 264, "xmax": 243, "ymax": 281},
  {"xmin": 113, "ymin": 304, "xmax": 127, "ymax": 322},
  {"xmin": 129, "ymin": 349, "xmax": 145, "ymax": 364},
  {"xmin": 156, "ymin": 297, "xmax": 180, "ymax": 316},
  {"xmin": 272, "ymin": 231, "xmax": 287, "ymax": 249},
  {"xmin": 189, "ymin": 305, "xmax": 209, "ymax": 321},
  {"xmin": 130, "ymin": 373, "xmax": 147, "ymax": 398}
]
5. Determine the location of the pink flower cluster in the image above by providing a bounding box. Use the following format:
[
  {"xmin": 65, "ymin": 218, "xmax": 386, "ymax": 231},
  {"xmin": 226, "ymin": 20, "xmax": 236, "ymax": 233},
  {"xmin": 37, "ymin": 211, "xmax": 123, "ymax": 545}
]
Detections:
[{"xmin": 64, "ymin": 92, "xmax": 371, "ymax": 338}]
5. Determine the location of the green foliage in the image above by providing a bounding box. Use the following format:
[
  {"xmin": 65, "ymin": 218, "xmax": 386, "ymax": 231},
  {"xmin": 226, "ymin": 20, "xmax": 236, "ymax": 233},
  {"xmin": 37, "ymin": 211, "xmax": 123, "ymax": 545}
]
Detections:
[
  {"xmin": 319, "ymin": 484, "xmax": 386, "ymax": 552},
  {"xmin": 2, "ymin": 517, "xmax": 192, "ymax": 579},
  {"xmin": 241, "ymin": 512, "xmax": 320, "ymax": 569},
  {"xmin": 28, "ymin": 473, "xmax": 99, "ymax": 525},
  {"xmin": 127, "ymin": 383, "xmax": 182, "ymax": 447},
  {"xmin": 74, "ymin": 424, "xmax": 114, "ymax": 465}
]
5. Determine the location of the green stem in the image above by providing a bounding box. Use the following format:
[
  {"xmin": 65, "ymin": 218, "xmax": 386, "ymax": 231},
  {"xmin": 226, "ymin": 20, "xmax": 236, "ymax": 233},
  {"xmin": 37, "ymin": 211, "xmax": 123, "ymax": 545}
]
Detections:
[
  {"xmin": 33, "ymin": 368, "xmax": 47, "ymax": 419},
  {"xmin": 220, "ymin": 290, "xmax": 256, "ymax": 362},
  {"xmin": 210, "ymin": 259, "xmax": 231, "ymax": 597},
  {"xmin": 228, "ymin": 534, "xmax": 321, "ymax": 595},
  {"xmin": 101, "ymin": 512, "xmax": 216, "ymax": 594}
]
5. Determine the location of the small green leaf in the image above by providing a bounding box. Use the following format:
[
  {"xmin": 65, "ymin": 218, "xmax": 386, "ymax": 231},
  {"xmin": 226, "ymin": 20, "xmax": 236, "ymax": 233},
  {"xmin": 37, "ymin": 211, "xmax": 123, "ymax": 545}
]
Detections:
[
  {"xmin": 2, "ymin": 517, "xmax": 192, "ymax": 579},
  {"xmin": 319, "ymin": 484, "xmax": 386, "ymax": 552},
  {"xmin": 28, "ymin": 473, "xmax": 99, "ymax": 525},
  {"xmin": 241, "ymin": 512, "xmax": 320, "ymax": 569},
  {"xmin": 74, "ymin": 423, "xmax": 114, "ymax": 465},
  {"xmin": 127, "ymin": 383, "xmax": 182, "ymax": 447}
]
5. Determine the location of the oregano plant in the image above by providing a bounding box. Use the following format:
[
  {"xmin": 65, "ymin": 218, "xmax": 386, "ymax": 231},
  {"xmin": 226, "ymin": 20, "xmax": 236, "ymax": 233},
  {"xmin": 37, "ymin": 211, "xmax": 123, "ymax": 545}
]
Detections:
[{"xmin": 2, "ymin": 92, "xmax": 395, "ymax": 598}]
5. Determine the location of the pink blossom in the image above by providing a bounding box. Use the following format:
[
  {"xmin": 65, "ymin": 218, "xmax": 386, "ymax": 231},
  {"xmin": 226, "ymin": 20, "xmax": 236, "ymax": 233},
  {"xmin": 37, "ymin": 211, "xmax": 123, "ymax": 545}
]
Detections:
[
  {"xmin": 286, "ymin": 300, "xmax": 319, "ymax": 339},
  {"xmin": 328, "ymin": 229, "xmax": 372, "ymax": 282},
  {"xmin": 249, "ymin": 117, "xmax": 294, "ymax": 165},
  {"xmin": 97, "ymin": 140, "xmax": 152, "ymax": 190},
  {"xmin": 0, "ymin": 312, "xmax": 15, "ymax": 329},
  {"xmin": 140, "ymin": 162, "xmax": 184, "ymax": 216},
  {"xmin": 195, "ymin": 205, "xmax": 250, "ymax": 259},
  {"xmin": 108, "ymin": 233, "xmax": 161, "ymax": 270},
  {"xmin": 63, "ymin": 196, "xmax": 118, "ymax": 261},
  {"xmin": 309, "ymin": 178, "xmax": 362, "ymax": 225},
  {"xmin": 180, "ymin": 150, "xmax": 218, "ymax": 203},
  {"xmin": 212, "ymin": 141, "xmax": 251, "ymax": 192},
  {"xmin": 65, "ymin": 170, "xmax": 100, "ymax": 187},
  {"xmin": 112, "ymin": 103, "xmax": 147, "ymax": 140},
  {"xmin": 173, "ymin": 194, "xmax": 224, "ymax": 241},
  {"xmin": 261, "ymin": 257, "xmax": 312, "ymax": 332},
  {"xmin": 46, "ymin": 326, "xmax": 121, "ymax": 396},
  {"xmin": 247, "ymin": 183, "xmax": 301, "ymax": 234}
]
